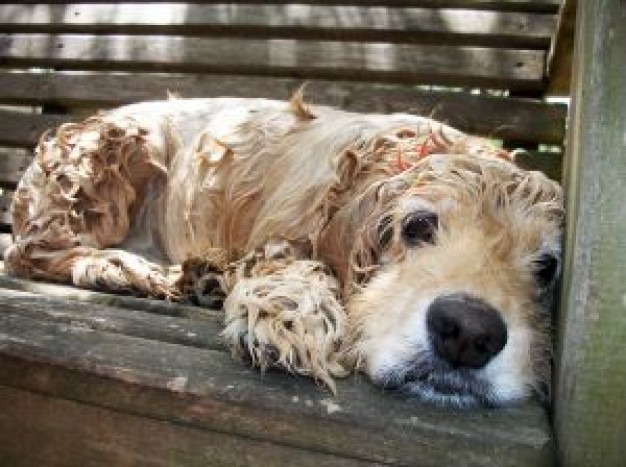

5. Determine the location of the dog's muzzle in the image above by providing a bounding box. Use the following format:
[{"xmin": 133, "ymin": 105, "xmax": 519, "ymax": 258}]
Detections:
[
  {"xmin": 379, "ymin": 293, "xmax": 510, "ymax": 407},
  {"xmin": 426, "ymin": 293, "xmax": 508, "ymax": 370}
]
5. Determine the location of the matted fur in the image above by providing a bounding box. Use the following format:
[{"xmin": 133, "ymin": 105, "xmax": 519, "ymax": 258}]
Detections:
[{"xmin": 5, "ymin": 94, "xmax": 563, "ymax": 406}]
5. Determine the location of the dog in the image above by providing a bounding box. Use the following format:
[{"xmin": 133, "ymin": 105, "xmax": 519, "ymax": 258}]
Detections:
[{"xmin": 5, "ymin": 92, "xmax": 563, "ymax": 407}]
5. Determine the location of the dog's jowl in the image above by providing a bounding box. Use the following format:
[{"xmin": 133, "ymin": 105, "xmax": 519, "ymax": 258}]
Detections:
[{"xmin": 5, "ymin": 95, "xmax": 563, "ymax": 407}]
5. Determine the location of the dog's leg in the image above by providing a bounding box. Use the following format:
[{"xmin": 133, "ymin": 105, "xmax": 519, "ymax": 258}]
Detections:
[
  {"xmin": 5, "ymin": 116, "xmax": 176, "ymax": 298},
  {"xmin": 215, "ymin": 244, "xmax": 349, "ymax": 391},
  {"xmin": 71, "ymin": 249, "xmax": 175, "ymax": 298}
]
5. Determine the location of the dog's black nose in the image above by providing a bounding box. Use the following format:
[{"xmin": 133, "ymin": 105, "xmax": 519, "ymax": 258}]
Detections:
[{"xmin": 426, "ymin": 294, "xmax": 508, "ymax": 369}]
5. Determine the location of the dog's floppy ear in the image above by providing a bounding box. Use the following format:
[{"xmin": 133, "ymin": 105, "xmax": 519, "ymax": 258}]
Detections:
[{"xmin": 317, "ymin": 175, "xmax": 410, "ymax": 296}]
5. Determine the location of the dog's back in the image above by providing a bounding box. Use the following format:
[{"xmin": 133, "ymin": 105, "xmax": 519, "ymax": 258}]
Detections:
[{"xmin": 104, "ymin": 97, "xmax": 452, "ymax": 264}]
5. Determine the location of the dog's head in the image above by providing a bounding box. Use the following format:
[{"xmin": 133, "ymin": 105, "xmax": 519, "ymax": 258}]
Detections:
[{"xmin": 344, "ymin": 151, "xmax": 563, "ymax": 407}]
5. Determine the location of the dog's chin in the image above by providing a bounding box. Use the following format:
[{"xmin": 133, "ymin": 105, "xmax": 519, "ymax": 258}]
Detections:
[
  {"xmin": 394, "ymin": 373, "xmax": 494, "ymax": 408},
  {"xmin": 374, "ymin": 365, "xmax": 510, "ymax": 409}
]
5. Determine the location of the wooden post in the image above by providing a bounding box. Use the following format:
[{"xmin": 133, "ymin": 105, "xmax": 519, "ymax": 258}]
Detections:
[
  {"xmin": 555, "ymin": 1, "xmax": 626, "ymax": 466},
  {"xmin": 546, "ymin": 0, "xmax": 577, "ymax": 96}
]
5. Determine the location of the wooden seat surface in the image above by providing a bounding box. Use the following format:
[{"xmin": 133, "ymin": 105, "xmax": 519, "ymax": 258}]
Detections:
[{"xmin": 0, "ymin": 266, "xmax": 554, "ymax": 466}]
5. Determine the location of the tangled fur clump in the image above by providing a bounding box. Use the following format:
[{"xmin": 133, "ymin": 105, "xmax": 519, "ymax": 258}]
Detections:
[{"xmin": 5, "ymin": 95, "xmax": 563, "ymax": 406}]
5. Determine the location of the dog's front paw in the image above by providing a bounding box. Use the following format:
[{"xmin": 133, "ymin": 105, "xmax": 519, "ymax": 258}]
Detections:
[
  {"xmin": 221, "ymin": 259, "xmax": 349, "ymax": 392},
  {"xmin": 175, "ymin": 256, "xmax": 228, "ymax": 308},
  {"xmin": 235, "ymin": 330, "xmax": 282, "ymax": 369},
  {"xmin": 72, "ymin": 250, "xmax": 179, "ymax": 300}
]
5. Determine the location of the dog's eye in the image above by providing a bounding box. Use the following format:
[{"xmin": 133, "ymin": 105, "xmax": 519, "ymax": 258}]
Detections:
[
  {"xmin": 401, "ymin": 211, "xmax": 438, "ymax": 246},
  {"xmin": 534, "ymin": 254, "xmax": 559, "ymax": 288}
]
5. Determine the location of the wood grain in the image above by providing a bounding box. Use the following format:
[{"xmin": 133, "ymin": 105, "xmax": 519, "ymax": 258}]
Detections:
[
  {"xmin": 0, "ymin": 287, "xmax": 224, "ymax": 350},
  {"xmin": 0, "ymin": 1, "xmax": 563, "ymax": 14},
  {"xmin": 0, "ymin": 4, "xmax": 556, "ymax": 48},
  {"xmin": 0, "ymin": 147, "xmax": 31, "ymax": 187},
  {"xmin": 0, "ymin": 385, "xmax": 373, "ymax": 467},
  {"xmin": 545, "ymin": 0, "xmax": 576, "ymax": 95},
  {"xmin": 0, "ymin": 309, "xmax": 554, "ymax": 466},
  {"xmin": 0, "ymin": 189, "xmax": 12, "ymax": 228},
  {"xmin": 0, "ymin": 110, "xmax": 66, "ymax": 148},
  {"xmin": 555, "ymin": 1, "xmax": 626, "ymax": 466},
  {"xmin": 0, "ymin": 74, "xmax": 567, "ymax": 146},
  {"xmin": 0, "ymin": 33, "xmax": 547, "ymax": 90}
]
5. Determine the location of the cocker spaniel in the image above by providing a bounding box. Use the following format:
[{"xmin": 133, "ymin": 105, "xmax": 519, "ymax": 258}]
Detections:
[{"xmin": 5, "ymin": 93, "xmax": 563, "ymax": 407}]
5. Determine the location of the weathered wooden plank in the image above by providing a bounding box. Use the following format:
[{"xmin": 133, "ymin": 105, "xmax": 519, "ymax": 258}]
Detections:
[
  {"xmin": 546, "ymin": 0, "xmax": 576, "ymax": 95},
  {"xmin": 0, "ymin": 34, "xmax": 547, "ymax": 90},
  {"xmin": 514, "ymin": 149, "xmax": 562, "ymax": 181},
  {"xmin": 0, "ymin": 109, "xmax": 66, "ymax": 148},
  {"xmin": 0, "ymin": 386, "xmax": 374, "ymax": 467},
  {"xmin": 0, "ymin": 312, "xmax": 553, "ymax": 466},
  {"xmin": 555, "ymin": 1, "xmax": 626, "ymax": 466},
  {"xmin": 0, "ymin": 73, "xmax": 567, "ymax": 145},
  {"xmin": 0, "ymin": 189, "xmax": 12, "ymax": 228},
  {"xmin": 0, "ymin": 288, "xmax": 224, "ymax": 350},
  {"xmin": 1, "ymin": 1, "xmax": 563, "ymax": 14},
  {"xmin": 0, "ymin": 4, "xmax": 556, "ymax": 48},
  {"xmin": 0, "ymin": 147, "xmax": 31, "ymax": 188}
]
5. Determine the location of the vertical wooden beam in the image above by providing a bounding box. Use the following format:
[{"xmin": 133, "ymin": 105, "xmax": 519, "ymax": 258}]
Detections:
[
  {"xmin": 546, "ymin": 0, "xmax": 577, "ymax": 96},
  {"xmin": 555, "ymin": 1, "xmax": 626, "ymax": 466}
]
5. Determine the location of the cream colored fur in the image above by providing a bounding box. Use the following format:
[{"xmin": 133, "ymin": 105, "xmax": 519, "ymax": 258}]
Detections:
[{"xmin": 5, "ymin": 95, "xmax": 563, "ymax": 406}]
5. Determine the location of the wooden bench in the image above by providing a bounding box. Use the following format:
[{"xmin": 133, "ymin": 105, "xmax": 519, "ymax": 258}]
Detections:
[{"xmin": 1, "ymin": 2, "xmax": 617, "ymax": 466}]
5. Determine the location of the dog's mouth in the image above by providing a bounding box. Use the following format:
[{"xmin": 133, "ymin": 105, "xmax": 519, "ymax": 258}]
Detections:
[{"xmin": 377, "ymin": 363, "xmax": 496, "ymax": 408}]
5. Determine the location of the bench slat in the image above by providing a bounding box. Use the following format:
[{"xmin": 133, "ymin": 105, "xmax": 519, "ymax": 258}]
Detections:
[
  {"xmin": 0, "ymin": 110, "xmax": 66, "ymax": 148},
  {"xmin": 0, "ymin": 4, "xmax": 556, "ymax": 48},
  {"xmin": 0, "ymin": 33, "xmax": 547, "ymax": 90},
  {"xmin": 0, "ymin": 74, "xmax": 567, "ymax": 145},
  {"xmin": 3, "ymin": 1, "xmax": 563, "ymax": 14},
  {"xmin": 0, "ymin": 386, "xmax": 376, "ymax": 467},
  {"xmin": 0, "ymin": 148, "xmax": 30, "ymax": 188},
  {"xmin": 0, "ymin": 287, "xmax": 223, "ymax": 351},
  {"xmin": 0, "ymin": 190, "xmax": 12, "ymax": 229},
  {"xmin": 0, "ymin": 308, "xmax": 553, "ymax": 466}
]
